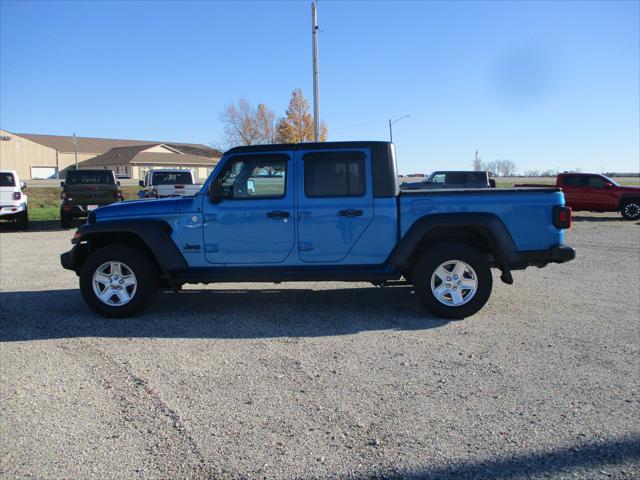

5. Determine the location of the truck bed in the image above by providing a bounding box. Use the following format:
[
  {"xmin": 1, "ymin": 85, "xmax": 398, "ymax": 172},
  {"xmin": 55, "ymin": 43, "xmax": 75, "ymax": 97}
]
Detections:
[{"xmin": 398, "ymin": 187, "xmax": 565, "ymax": 253}]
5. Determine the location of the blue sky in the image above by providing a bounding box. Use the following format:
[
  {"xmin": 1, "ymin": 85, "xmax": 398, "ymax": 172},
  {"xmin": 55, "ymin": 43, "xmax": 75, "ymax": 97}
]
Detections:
[{"xmin": 1, "ymin": 0, "xmax": 638, "ymax": 174}]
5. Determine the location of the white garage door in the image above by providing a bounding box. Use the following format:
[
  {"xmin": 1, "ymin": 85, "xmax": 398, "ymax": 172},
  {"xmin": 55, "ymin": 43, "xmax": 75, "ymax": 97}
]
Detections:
[{"xmin": 30, "ymin": 167, "xmax": 57, "ymax": 179}]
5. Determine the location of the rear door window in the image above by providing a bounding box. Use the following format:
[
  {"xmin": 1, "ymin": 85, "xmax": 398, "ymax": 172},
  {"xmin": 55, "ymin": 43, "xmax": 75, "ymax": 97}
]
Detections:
[
  {"xmin": 563, "ymin": 176, "xmax": 588, "ymax": 187},
  {"xmin": 304, "ymin": 151, "xmax": 365, "ymax": 197}
]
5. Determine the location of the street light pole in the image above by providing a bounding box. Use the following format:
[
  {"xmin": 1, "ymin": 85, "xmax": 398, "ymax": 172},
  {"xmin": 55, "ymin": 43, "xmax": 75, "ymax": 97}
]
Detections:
[
  {"xmin": 311, "ymin": 1, "xmax": 320, "ymax": 142},
  {"xmin": 388, "ymin": 115, "xmax": 410, "ymax": 143}
]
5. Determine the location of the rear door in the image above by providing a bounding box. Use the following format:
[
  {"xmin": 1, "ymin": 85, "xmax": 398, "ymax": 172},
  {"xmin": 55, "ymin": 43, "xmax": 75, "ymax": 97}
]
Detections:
[
  {"xmin": 561, "ymin": 175, "xmax": 588, "ymax": 209},
  {"xmin": 297, "ymin": 149, "xmax": 374, "ymax": 262}
]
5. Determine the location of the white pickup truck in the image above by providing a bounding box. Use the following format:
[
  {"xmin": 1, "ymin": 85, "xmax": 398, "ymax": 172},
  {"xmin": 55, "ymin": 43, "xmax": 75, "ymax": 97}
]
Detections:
[
  {"xmin": 138, "ymin": 169, "xmax": 202, "ymax": 198},
  {"xmin": 0, "ymin": 170, "xmax": 28, "ymax": 230}
]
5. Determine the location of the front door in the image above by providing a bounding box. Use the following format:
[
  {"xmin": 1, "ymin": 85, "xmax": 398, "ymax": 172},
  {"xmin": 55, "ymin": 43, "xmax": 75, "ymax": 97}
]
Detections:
[
  {"xmin": 297, "ymin": 149, "xmax": 374, "ymax": 262},
  {"xmin": 202, "ymin": 153, "xmax": 295, "ymax": 264}
]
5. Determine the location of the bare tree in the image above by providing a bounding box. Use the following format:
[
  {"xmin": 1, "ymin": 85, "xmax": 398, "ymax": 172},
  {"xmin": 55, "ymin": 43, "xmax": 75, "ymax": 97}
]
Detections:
[
  {"xmin": 482, "ymin": 160, "xmax": 499, "ymax": 176},
  {"xmin": 524, "ymin": 170, "xmax": 540, "ymax": 177},
  {"xmin": 472, "ymin": 150, "xmax": 482, "ymax": 171},
  {"xmin": 220, "ymin": 98, "xmax": 277, "ymax": 147},
  {"xmin": 275, "ymin": 89, "xmax": 327, "ymax": 143},
  {"xmin": 498, "ymin": 159, "xmax": 517, "ymax": 176},
  {"xmin": 255, "ymin": 103, "xmax": 276, "ymax": 144}
]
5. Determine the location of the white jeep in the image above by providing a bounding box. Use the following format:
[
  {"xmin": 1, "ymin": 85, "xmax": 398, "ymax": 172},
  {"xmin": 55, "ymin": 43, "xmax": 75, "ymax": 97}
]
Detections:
[{"xmin": 0, "ymin": 170, "xmax": 29, "ymax": 230}]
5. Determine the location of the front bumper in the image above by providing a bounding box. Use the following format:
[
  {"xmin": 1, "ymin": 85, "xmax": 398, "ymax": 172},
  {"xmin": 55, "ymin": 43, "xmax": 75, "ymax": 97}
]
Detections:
[{"xmin": 60, "ymin": 244, "xmax": 88, "ymax": 273}]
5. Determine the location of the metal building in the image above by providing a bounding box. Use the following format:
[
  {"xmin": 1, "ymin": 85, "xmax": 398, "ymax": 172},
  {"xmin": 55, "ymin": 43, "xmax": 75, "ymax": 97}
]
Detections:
[{"xmin": 0, "ymin": 130, "xmax": 220, "ymax": 180}]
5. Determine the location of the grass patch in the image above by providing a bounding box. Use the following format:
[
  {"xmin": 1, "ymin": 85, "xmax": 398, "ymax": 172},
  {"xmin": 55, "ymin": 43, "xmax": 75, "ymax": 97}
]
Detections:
[
  {"xmin": 28, "ymin": 206, "xmax": 60, "ymax": 221},
  {"xmin": 26, "ymin": 186, "xmax": 141, "ymax": 221}
]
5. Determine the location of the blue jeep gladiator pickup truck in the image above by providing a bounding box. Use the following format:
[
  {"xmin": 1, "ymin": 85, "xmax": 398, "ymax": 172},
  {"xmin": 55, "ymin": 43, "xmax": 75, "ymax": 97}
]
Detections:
[{"xmin": 61, "ymin": 141, "xmax": 575, "ymax": 319}]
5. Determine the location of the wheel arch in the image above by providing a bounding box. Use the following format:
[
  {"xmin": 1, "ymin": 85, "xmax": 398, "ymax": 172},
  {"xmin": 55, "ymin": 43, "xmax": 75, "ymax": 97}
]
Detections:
[
  {"xmin": 618, "ymin": 194, "xmax": 640, "ymax": 209},
  {"xmin": 68, "ymin": 220, "xmax": 187, "ymax": 275},
  {"xmin": 386, "ymin": 213, "xmax": 519, "ymax": 284}
]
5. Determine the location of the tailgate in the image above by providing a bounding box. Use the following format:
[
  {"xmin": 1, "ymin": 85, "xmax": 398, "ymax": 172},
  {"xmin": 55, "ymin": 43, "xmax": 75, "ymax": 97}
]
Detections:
[{"xmin": 67, "ymin": 184, "xmax": 116, "ymax": 204}]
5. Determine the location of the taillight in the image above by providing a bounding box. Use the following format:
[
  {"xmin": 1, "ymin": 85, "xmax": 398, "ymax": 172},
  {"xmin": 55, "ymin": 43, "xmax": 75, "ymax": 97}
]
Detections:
[
  {"xmin": 60, "ymin": 191, "xmax": 67, "ymax": 200},
  {"xmin": 553, "ymin": 206, "xmax": 572, "ymax": 229},
  {"xmin": 13, "ymin": 192, "xmax": 21, "ymax": 200},
  {"xmin": 115, "ymin": 190, "xmax": 123, "ymax": 200},
  {"xmin": 151, "ymin": 189, "xmax": 158, "ymax": 198}
]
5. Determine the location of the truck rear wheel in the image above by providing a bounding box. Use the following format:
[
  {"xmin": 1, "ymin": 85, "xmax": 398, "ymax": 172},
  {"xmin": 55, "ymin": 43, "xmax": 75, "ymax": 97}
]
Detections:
[
  {"xmin": 79, "ymin": 244, "xmax": 157, "ymax": 318},
  {"xmin": 60, "ymin": 209, "xmax": 72, "ymax": 229},
  {"xmin": 621, "ymin": 199, "xmax": 640, "ymax": 220},
  {"xmin": 413, "ymin": 242, "xmax": 492, "ymax": 319},
  {"xmin": 16, "ymin": 210, "xmax": 29, "ymax": 230}
]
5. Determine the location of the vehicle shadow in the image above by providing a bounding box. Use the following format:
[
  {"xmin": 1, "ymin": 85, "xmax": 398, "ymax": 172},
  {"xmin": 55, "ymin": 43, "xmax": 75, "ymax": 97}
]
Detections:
[
  {"xmin": 366, "ymin": 435, "xmax": 640, "ymax": 480},
  {"xmin": 571, "ymin": 214, "xmax": 625, "ymax": 223},
  {"xmin": 0, "ymin": 220, "xmax": 73, "ymax": 232},
  {"xmin": 0, "ymin": 285, "xmax": 449, "ymax": 342}
]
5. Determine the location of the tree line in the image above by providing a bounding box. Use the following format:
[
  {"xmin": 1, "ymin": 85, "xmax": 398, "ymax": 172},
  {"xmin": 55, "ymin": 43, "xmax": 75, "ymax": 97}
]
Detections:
[
  {"xmin": 219, "ymin": 89, "xmax": 327, "ymax": 148},
  {"xmin": 472, "ymin": 152, "xmax": 518, "ymax": 177}
]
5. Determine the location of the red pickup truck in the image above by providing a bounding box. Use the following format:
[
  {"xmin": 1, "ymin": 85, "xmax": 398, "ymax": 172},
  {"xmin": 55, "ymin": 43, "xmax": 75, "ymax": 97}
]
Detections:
[{"xmin": 515, "ymin": 173, "xmax": 640, "ymax": 220}]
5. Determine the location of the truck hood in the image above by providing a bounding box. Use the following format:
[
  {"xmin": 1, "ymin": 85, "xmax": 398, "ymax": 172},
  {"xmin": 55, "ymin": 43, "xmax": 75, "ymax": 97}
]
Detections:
[
  {"xmin": 93, "ymin": 197, "xmax": 194, "ymax": 220},
  {"xmin": 617, "ymin": 184, "xmax": 640, "ymax": 192}
]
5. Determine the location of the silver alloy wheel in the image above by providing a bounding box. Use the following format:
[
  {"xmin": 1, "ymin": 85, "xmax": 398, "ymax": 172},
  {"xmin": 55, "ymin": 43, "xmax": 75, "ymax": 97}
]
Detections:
[
  {"xmin": 624, "ymin": 202, "xmax": 640, "ymax": 219},
  {"xmin": 430, "ymin": 259, "xmax": 478, "ymax": 307},
  {"xmin": 92, "ymin": 261, "xmax": 138, "ymax": 306}
]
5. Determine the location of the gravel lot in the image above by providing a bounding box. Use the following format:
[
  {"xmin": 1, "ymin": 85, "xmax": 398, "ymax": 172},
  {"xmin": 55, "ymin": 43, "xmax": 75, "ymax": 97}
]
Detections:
[{"xmin": 0, "ymin": 214, "xmax": 638, "ymax": 479}]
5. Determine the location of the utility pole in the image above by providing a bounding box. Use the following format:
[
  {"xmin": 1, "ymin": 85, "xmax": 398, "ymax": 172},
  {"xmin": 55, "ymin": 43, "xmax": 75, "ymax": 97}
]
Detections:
[
  {"xmin": 73, "ymin": 133, "xmax": 78, "ymax": 170},
  {"xmin": 311, "ymin": 1, "xmax": 320, "ymax": 142}
]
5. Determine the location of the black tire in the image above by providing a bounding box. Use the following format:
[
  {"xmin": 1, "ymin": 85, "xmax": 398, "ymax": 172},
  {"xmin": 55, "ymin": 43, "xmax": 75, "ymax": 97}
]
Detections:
[
  {"xmin": 60, "ymin": 209, "xmax": 72, "ymax": 229},
  {"xmin": 620, "ymin": 199, "xmax": 640, "ymax": 221},
  {"xmin": 79, "ymin": 244, "xmax": 157, "ymax": 318},
  {"xmin": 412, "ymin": 242, "xmax": 492, "ymax": 319},
  {"xmin": 16, "ymin": 209, "xmax": 29, "ymax": 230}
]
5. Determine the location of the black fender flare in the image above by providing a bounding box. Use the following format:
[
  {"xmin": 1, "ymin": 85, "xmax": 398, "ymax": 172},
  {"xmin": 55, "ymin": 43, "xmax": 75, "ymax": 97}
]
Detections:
[
  {"xmin": 618, "ymin": 194, "xmax": 640, "ymax": 209},
  {"xmin": 385, "ymin": 213, "xmax": 519, "ymax": 283},
  {"xmin": 70, "ymin": 219, "xmax": 188, "ymax": 272}
]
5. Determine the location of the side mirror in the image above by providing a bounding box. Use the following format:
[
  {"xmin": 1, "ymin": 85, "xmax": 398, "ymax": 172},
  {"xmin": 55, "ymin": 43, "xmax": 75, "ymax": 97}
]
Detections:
[
  {"xmin": 139, "ymin": 180, "xmax": 145, "ymax": 187},
  {"xmin": 209, "ymin": 181, "xmax": 224, "ymax": 204},
  {"xmin": 60, "ymin": 181, "xmax": 65, "ymax": 187},
  {"xmin": 20, "ymin": 182, "xmax": 27, "ymax": 189},
  {"xmin": 117, "ymin": 181, "xmax": 121, "ymax": 186}
]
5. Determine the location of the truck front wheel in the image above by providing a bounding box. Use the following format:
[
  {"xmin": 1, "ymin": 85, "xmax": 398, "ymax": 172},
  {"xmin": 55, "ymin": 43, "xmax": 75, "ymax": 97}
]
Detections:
[
  {"xmin": 621, "ymin": 199, "xmax": 640, "ymax": 221},
  {"xmin": 79, "ymin": 244, "xmax": 157, "ymax": 318},
  {"xmin": 413, "ymin": 242, "xmax": 492, "ymax": 319}
]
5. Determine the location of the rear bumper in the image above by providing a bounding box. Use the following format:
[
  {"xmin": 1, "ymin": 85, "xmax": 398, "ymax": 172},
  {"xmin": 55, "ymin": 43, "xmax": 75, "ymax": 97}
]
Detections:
[
  {"xmin": 0, "ymin": 204, "xmax": 26, "ymax": 216},
  {"xmin": 514, "ymin": 245, "xmax": 576, "ymax": 268},
  {"xmin": 61, "ymin": 204, "xmax": 109, "ymax": 216}
]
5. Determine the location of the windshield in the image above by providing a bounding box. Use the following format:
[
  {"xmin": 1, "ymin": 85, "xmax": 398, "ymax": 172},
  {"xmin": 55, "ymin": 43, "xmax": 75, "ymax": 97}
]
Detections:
[
  {"xmin": 152, "ymin": 171, "xmax": 193, "ymax": 185},
  {"xmin": 66, "ymin": 171, "xmax": 115, "ymax": 185},
  {"xmin": 0, "ymin": 172, "xmax": 16, "ymax": 187}
]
